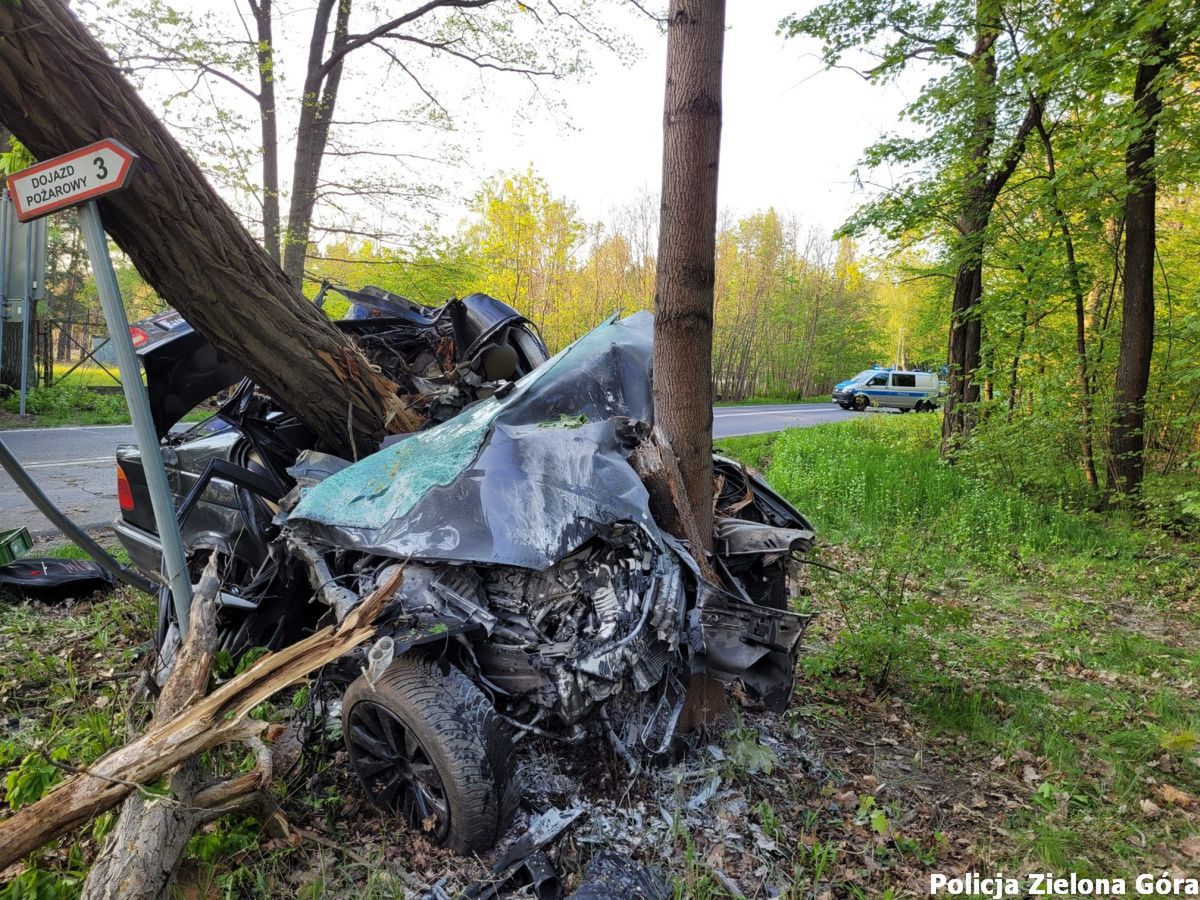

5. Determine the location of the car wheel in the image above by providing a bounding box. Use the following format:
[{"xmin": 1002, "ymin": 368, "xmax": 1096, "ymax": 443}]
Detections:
[
  {"xmin": 853, "ymin": 394, "xmax": 869, "ymax": 412},
  {"xmin": 343, "ymin": 653, "xmax": 517, "ymax": 853}
]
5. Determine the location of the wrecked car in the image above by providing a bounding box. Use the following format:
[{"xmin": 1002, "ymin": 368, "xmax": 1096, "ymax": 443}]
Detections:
[{"xmin": 114, "ymin": 290, "xmax": 816, "ymax": 853}]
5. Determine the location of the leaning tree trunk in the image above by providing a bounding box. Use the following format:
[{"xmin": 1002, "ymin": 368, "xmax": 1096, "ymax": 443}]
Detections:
[
  {"xmin": 0, "ymin": 0, "xmax": 416, "ymax": 457},
  {"xmin": 1108, "ymin": 30, "xmax": 1169, "ymax": 497},
  {"xmin": 652, "ymin": 0, "xmax": 725, "ymax": 554}
]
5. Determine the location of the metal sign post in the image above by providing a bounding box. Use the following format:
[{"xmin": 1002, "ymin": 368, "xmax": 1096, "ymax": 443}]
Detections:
[
  {"xmin": 0, "ymin": 188, "xmax": 47, "ymax": 411},
  {"xmin": 7, "ymin": 140, "xmax": 193, "ymax": 634},
  {"xmin": 20, "ymin": 222, "xmax": 31, "ymax": 414}
]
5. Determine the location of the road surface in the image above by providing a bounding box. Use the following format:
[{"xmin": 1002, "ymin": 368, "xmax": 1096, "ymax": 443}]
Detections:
[{"xmin": 0, "ymin": 404, "xmax": 859, "ymax": 536}]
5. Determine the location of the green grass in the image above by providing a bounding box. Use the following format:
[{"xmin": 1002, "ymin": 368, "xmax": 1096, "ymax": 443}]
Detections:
[
  {"xmin": 719, "ymin": 414, "xmax": 1200, "ymax": 878},
  {"xmin": 719, "ymin": 414, "xmax": 1145, "ymax": 568},
  {"xmin": 0, "ymin": 379, "xmax": 215, "ymax": 428},
  {"xmin": 0, "ymin": 380, "xmax": 130, "ymax": 427}
]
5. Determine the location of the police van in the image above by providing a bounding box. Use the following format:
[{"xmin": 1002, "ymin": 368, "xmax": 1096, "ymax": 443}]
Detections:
[{"xmin": 831, "ymin": 367, "xmax": 940, "ymax": 412}]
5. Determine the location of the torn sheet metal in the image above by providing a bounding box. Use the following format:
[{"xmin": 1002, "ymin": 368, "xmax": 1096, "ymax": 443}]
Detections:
[
  {"xmin": 568, "ymin": 851, "xmax": 672, "ymax": 900},
  {"xmin": 286, "ymin": 312, "xmax": 660, "ymax": 569}
]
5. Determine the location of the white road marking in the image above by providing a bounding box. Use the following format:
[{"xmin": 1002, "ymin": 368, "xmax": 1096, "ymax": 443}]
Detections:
[
  {"xmin": 7, "ymin": 456, "xmax": 113, "ymax": 470},
  {"xmin": 713, "ymin": 409, "xmax": 831, "ymax": 418},
  {"xmin": 0, "ymin": 423, "xmax": 132, "ymax": 434}
]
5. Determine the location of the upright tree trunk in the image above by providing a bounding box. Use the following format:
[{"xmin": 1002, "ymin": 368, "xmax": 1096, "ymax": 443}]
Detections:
[
  {"xmin": 939, "ymin": 1, "xmax": 1040, "ymax": 457},
  {"xmin": 653, "ymin": 0, "xmax": 725, "ymax": 554},
  {"xmin": 0, "ymin": 0, "xmax": 415, "ymax": 456},
  {"xmin": 1034, "ymin": 108, "xmax": 1099, "ymax": 491},
  {"xmin": 1108, "ymin": 29, "xmax": 1169, "ymax": 497},
  {"xmin": 251, "ymin": 0, "xmax": 281, "ymax": 265},
  {"xmin": 282, "ymin": 0, "xmax": 351, "ymax": 288}
]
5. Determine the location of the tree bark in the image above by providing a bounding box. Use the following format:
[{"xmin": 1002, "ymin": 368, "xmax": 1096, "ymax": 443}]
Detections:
[
  {"xmin": 281, "ymin": 0, "xmax": 350, "ymax": 288},
  {"xmin": 250, "ymin": 0, "xmax": 282, "ymax": 265},
  {"xmin": 0, "ymin": 0, "xmax": 417, "ymax": 457},
  {"xmin": 82, "ymin": 556, "xmax": 225, "ymax": 899},
  {"xmin": 652, "ymin": 0, "xmax": 725, "ymax": 554},
  {"xmin": 1108, "ymin": 29, "xmax": 1169, "ymax": 497},
  {"xmin": 939, "ymin": 0, "xmax": 1039, "ymax": 457}
]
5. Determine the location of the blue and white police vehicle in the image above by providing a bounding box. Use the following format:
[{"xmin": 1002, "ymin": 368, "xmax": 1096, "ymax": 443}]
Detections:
[{"xmin": 831, "ymin": 367, "xmax": 940, "ymax": 412}]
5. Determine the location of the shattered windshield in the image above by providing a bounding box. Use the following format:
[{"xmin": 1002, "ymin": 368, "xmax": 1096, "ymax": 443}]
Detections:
[{"xmin": 286, "ymin": 312, "xmax": 658, "ymax": 567}]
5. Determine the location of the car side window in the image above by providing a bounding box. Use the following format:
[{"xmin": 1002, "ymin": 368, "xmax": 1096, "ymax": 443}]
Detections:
[
  {"xmin": 891, "ymin": 373, "xmax": 916, "ymax": 388},
  {"xmin": 867, "ymin": 374, "xmax": 888, "ymax": 386}
]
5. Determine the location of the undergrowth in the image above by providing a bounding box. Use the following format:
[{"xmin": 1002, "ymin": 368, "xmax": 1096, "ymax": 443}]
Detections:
[{"xmin": 719, "ymin": 415, "xmax": 1200, "ymax": 879}]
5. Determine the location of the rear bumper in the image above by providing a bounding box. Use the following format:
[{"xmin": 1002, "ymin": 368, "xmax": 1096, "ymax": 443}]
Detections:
[{"xmin": 113, "ymin": 517, "xmax": 163, "ymax": 579}]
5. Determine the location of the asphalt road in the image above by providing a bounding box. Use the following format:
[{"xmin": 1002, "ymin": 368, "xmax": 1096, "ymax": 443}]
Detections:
[{"xmin": 0, "ymin": 404, "xmax": 860, "ymax": 536}]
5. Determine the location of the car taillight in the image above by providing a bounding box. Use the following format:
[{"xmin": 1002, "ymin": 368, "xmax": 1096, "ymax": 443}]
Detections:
[
  {"xmin": 117, "ymin": 465, "xmax": 134, "ymax": 511},
  {"xmin": 129, "ymin": 326, "xmax": 149, "ymax": 348}
]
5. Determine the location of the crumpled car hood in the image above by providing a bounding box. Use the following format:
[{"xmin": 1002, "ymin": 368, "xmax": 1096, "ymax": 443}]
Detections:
[{"xmin": 284, "ymin": 312, "xmax": 665, "ymax": 568}]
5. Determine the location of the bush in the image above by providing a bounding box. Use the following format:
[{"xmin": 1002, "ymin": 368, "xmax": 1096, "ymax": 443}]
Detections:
[{"xmin": 0, "ymin": 380, "xmax": 128, "ymax": 424}]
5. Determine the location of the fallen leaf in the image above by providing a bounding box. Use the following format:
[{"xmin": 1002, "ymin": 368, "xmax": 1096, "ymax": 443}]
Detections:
[
  {"xmin": 1180, "ymin": 837, "xmax": 1200, "ymax": 861},
  {"xmin": 1140, "ymin": 798, "xmax": 1163, "ymax": 817},
  {"xmin": 1022, "ymin": 765, "xmax": 1040, "ymax": 786},
  {"xmin": 1158, "ymin": 784, "xmax": 1195, "ymax": 807}
]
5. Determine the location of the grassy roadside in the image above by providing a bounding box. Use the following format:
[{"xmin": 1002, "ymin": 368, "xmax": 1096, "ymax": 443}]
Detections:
[
  {"xmin": 0, "ymin": 381, "xmax": 215, "ymax": 429},
  {"xmin": 718, "ymin": 415, "xmax": 1200, "ymax": 883}
]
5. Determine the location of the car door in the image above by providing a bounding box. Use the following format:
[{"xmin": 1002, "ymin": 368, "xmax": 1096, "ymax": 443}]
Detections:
[
  {"xmin": 889, "ymin": 372, "xmax": 917, "ymax": 408},
  {"xmin": 864, "ymin": 372, "xmax": 889, "ymax": 406}
]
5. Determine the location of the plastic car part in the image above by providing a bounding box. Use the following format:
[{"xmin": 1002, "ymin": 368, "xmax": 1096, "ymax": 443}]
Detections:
[
  {"xmin": 568, "ymin": 851, "xmax": 672, "ymax": 899},
  {"xmin": 0, "ymin": 558, "xmax": 116, "ymax": 595}
]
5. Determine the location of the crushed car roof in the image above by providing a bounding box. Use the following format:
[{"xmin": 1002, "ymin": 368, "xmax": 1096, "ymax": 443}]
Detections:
[{"xmin": 284, "ymin": 311, "xmax": 665, "ymax": 568}]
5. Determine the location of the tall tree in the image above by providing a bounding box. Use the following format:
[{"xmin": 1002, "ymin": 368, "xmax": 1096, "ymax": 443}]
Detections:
[
  {"xmin": 1032, "ymin": 99, "xmax": 1100, "ymax": 492},
  {"xmin": 782, "ymin": 0, "xmax": 1042, "ymax": 455},
  {"xmin": 653, "ymin": 0, "xmax": 725, "ymax": 552},
  {"xmin": 0, "ymin": 0, "xmax": 417, "ymax": 456},
  {"xmin": 1108, "ymin": 24, "xmax": 1171, "ymax": 496},
  {"xmin": 95, "ymin": 0, "xmax": 625, "ymax": 287}
]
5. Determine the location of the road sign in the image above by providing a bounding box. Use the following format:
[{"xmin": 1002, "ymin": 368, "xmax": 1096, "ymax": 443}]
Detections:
[
  {"xmin": 1, "ymin": 194, "xmax": 47, "ymax": 301},
  {"xmin": 5, "ymin": 139, "xmax": 137, "ymax": 222}
]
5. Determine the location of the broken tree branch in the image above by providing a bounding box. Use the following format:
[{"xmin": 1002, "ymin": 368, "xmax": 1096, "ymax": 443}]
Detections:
[
  {"xmin": 0, "ymin": 567, "xmax": 406, "ymax": 872},
  {"xmin": 82, "ymin": 553, "xmax": 223, "ymax": 899},
  {"xmin": 629, "ymin": 426, "xmax": 721, "ymax": 585}
]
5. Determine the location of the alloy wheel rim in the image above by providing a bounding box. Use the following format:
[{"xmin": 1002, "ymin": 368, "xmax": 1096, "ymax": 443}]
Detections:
[{"xmin": 347, "ymin": 700, "xmax": 451, "ymax": 841}]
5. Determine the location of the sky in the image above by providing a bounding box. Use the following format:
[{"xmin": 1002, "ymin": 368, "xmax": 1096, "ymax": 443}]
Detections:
[
  {"xmin": 101, "ymin": 0, "xmax": 920, "ymax": 242},
  {"xmin": 463, "ymin": 1, "xmax": 916, "ymax": 235}
]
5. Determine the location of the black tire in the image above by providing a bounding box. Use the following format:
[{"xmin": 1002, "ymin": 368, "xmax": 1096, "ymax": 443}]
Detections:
[
  {"xmin": 838, "ymin": 402, "xmax": 851, "ymax": 410},
  {"xmin": 343, "ymin": 653, "xmax": 517, "ymax": 853},
  {"xmin": 853, "ymin": 394, "xmax": 869, "ymax": 412}
]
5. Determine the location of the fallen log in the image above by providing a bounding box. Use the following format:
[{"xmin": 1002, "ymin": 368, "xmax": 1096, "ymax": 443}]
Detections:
[
  {"xmin": 0, "ymin": 566, "xmax": 406, "ymax": 871},
  {"xmin": 81, "ymin": 553, "xmax": 223, "ymax": 899},
  {"xmin": 82, "ymin": 555, "xmax": 284, "ymax": 899}
]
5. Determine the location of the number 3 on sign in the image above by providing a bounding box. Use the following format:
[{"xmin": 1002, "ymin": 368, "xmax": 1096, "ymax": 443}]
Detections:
[{"xmin": 94, "ymin": 157, "xmax": 108, "ymax": 180}]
